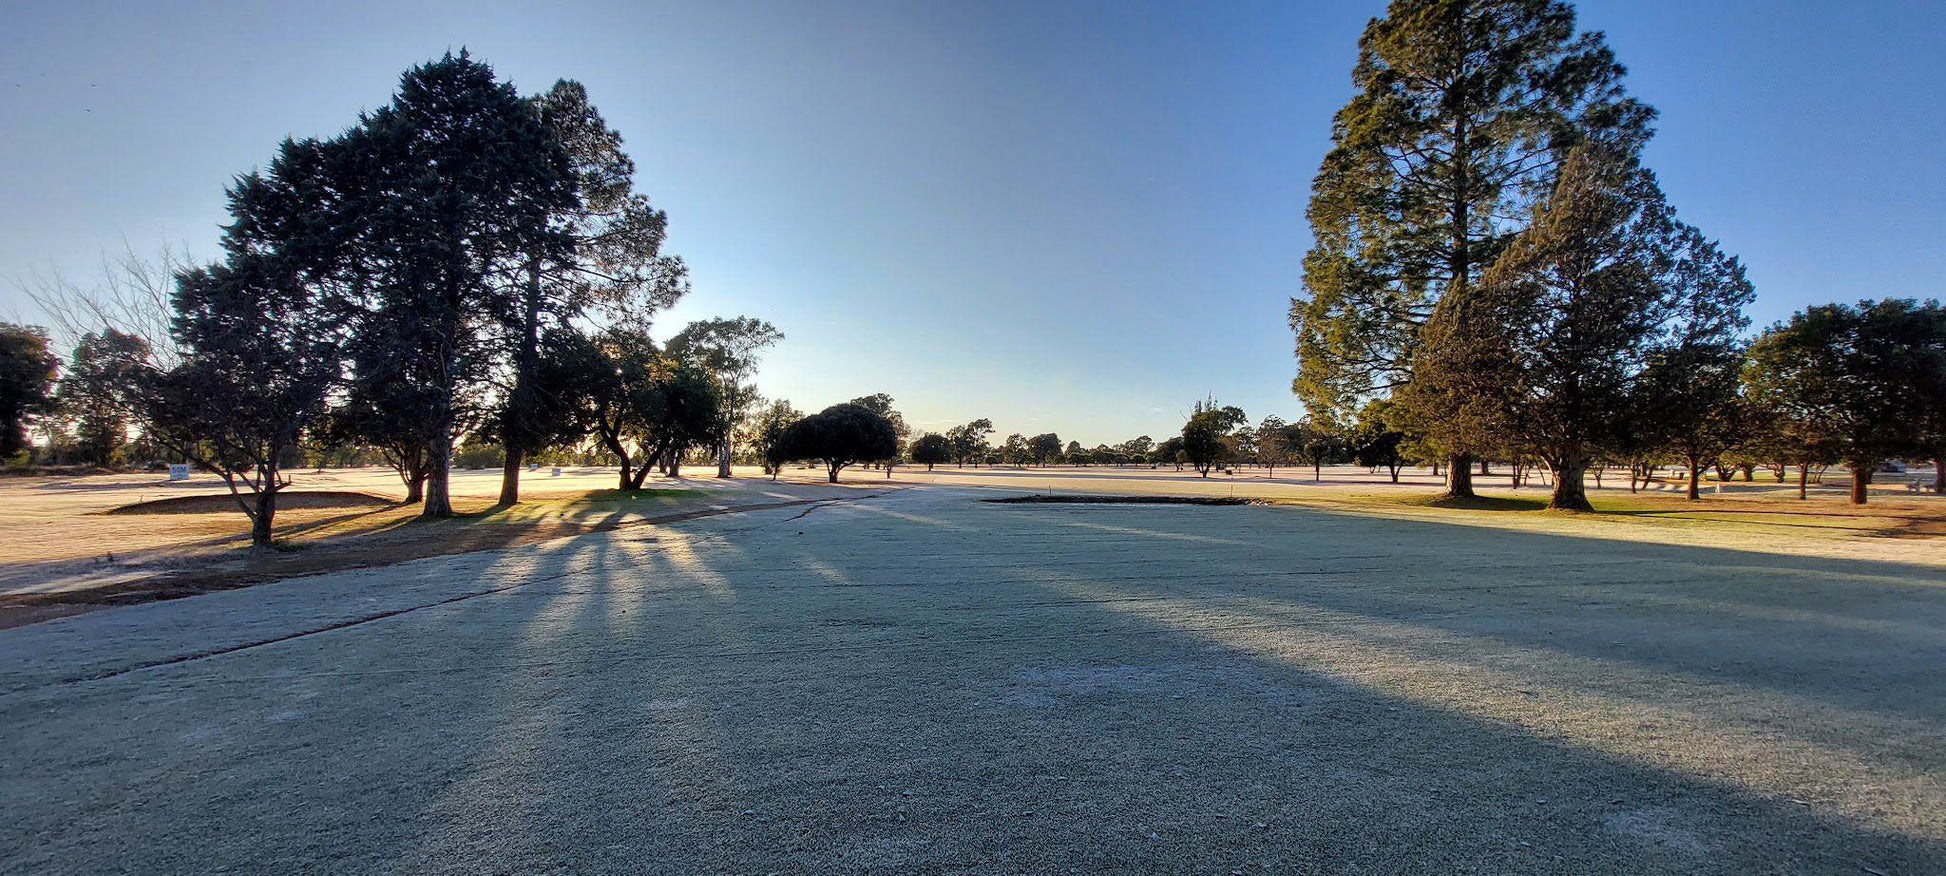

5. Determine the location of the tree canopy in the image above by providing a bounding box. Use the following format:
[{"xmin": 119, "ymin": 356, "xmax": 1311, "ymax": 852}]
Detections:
[
  {"xmin": 1292, "ymin": 0, "xmax": 1653, "ymax": 497},
  {"xmin": 1744, "ymin": 299, "xmax": 1946, "ymax": 504},
  {"xmin": 773, "ymin": 402, "xmax": 899, "ymax": 483}
]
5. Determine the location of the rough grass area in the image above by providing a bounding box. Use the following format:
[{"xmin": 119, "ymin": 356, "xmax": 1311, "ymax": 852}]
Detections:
[{"xmin": 106, "ymin": 490, "xmax": 395, "ymax": 515}]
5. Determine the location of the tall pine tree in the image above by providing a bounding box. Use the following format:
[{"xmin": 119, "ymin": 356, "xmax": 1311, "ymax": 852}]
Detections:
[
  {"xmin": 1290, "ymin": 0, "xmax": 1653, "ymax": 497},
  {"xmin": 495, "ymin": 80, "xmax": 688, "ymax": 504},
  {"xmin": 341, "ymin": 53, "xmax": 577, "ymax": 517}
]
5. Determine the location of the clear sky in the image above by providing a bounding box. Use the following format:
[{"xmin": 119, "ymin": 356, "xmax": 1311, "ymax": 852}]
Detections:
[{"xmin": 2, "ymin": 1, "xmax": 1941, "ymax": 445}]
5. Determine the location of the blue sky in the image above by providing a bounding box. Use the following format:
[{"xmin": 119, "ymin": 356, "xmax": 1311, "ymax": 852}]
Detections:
[{"xmin": 2, "ymin": 1, "xmax": 1941, "ymax": 444}]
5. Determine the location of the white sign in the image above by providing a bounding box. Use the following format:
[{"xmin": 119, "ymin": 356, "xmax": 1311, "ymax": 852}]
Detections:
[{"xmin": 167, "ymin": 463, "xmax": 190, "ymax": 481}]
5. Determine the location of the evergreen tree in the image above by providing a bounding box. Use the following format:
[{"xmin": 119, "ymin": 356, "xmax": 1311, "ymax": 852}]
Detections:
[
  {"xmin": 152, "ymin": 137, "xmax": 352, "ymax": 545},
  {"xmin": 1291, "ymin": 0, "xmax": 1653, "ymax": 497},
  {"xmin": 1744, "ymin": 300, "xmax": 1946, "ymax": 505},
  {"xmin": 1401, "ymin": 148, "xmax": 1715, "ymax": 510},
  {"xmin": 1631, "ymin": 226, "xmax": 1756, "ymax": 500},
  {"xmin": 1181, "ymin": 406, "xmax": 1229, "ymax": 477},
  {"xmin": 496, "ymin": 80, "xmax": 688, "ymax": 504},
  {"xmin": 1351, "ymin": 399, "xmax": 1409, "ymax": 483},
  {"xmin": 0, "ymin": 324, "xmax": 59, "ymax": 459},
  {"xmin": 909, "ymin": 433, "xmax": 951, "ymax": 470},
  {"xmin": 1028, "ymin": 433, "xmax": 1064, "ymax": 466},
  {"xmin": 1255, "ymin": 415, "xmax": 1291, "ymax": 477},
  {"xmin": 342, "ymin": 53, "xmax": 577, "ymax": 518},
  {"xmin": 744, "ymin": 398, "xmax": 802, "ymax": 479}
]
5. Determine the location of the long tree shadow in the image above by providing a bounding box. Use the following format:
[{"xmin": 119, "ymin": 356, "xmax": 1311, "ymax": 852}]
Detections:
[
  {"xmin": 8, "ymin": 494, "xmax": 1946, "ymax": 872},
  {"xmin": 1003, "ymin": 502, "xmax": 1946, "ymax": 725},
  {"xmin": 690, "ymin": 500, "xmax": 1946, "ymax": 871}
]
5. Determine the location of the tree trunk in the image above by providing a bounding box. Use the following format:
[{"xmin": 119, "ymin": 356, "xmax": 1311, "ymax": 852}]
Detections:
[
  {"xmin": 1849, "ymin": 463, "xmax": 1872, "ymax": 505},
  {"xmin": 1935, "ymin": 457, "xmax": 1944, "ymax": 494},
  {"xmin": 404, "ymin": 468, "xmax": 425, "ymax": 504},
  {"xmin": 251, "ymin": 487, "xmax": 277, "ymax": 546},
  {"xmin": 1445, "ymin": 453, "xmax": 1476, "ymax": 498},
  {"xmin": 497, "ymin": 260, "xmax": 544, "ymax": 507},
  {"xmin": 1549, "ymin": 457, "xmax": 1593, "ymax": 511},
  {"xmin": 717, "ymin": 440, "xmax": 732, "ymax": 478},
  {"xmin": 827, "ymin": 462, "xmax": 840, "ymax": 483},
  {"xmin": 422, "ymin": 428, "xmax": 453, "ymax": 518},
  {"xmin": 1798, "ymin": 464, "xmax": 1809, "ymax": 500},
  {"xmin": 499, "ymin": 446, "xmax": 523, "ymax": 506},
  {"xmin": 1686, "ymin": 453, "xmax": 1702, "ymax": 501}
]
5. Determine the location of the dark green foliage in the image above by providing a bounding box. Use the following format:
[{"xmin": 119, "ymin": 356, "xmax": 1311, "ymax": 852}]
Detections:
[
  {"xmin": 496, "ymin": 79, "xmax": 688, "ymax": 502},
  {"xmin": 1153, "ymin": 436, "xmax": 1186, "ymax": 470},
  {"xmin": 1291, "ymin": 0, "xmax": 1653, "ymax": 497},
  {"xmin": 1625, "ymin": 219, "xmax": 1756, "ymax": 499},
  {"xmin": 1180, "ymin": 413, "xmax": 1227, "ymax": 478},
  {"xmin": 1401, "ymin": 147, "xmax": 1755, "ymax": 510},
  {"xmin": 1254, "ymin": 415, "xmax": 1291, "ymax": 476},
  {"xmin": 1351, "ymin": 400, "xmax": 1408, "ymax": 482},
  {"xmin": 0, "ymin": 324, "xmax": 60, "ymax": 459},
  {"xmin": 156, "ymin": 222, "xmax": 348, "ymax": 544},
  {"xmin": 667, "ymin": 317, "xmax": 782, "ymax": 478},
  {"xmin": 581, "ymin": 327, "xmax": 723, "ymax": 490},
  {"xmin": 144, "ymin": 128, "xmax": 354, "ymax": 544},
  {"xmin": 1744, "ymin": 299, "xmax": 1946, "ymax": 504},
  {"xmin": 340, "ymin": 52, "xmax": 577, "ymax": 517},
  {"xmin": 847, "ymin": 393, "xmax": 909, "ymax": 439},
  {"xmin": 56, "ymin": 330, "xmax": 150, "ymax": 466},
  {"xmin": 945, "ymin": 418, "xmax": 994, "ymax": 467},
  {"xmin": 1287, "ymin": 418, "xmax": 1342, "ymax": 482},
  {"xmin": 745, "ymin": 398, "xmax": 802, "ymax": 478},
  {"xmin": 773, "ymin": 403, "xmax": 899, "ymax": 483},
  {"xmin": 1027, "ymin": 433, "xmax": 1063, "ymax": 466},
  {"xmin": 909, "ymin": 433, "xmax": 951, "ymax": 470}
]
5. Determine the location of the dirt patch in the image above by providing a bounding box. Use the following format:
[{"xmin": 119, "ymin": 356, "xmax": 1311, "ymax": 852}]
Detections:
[
  {"xmin": 106, "ymin": 491, "xmax": 395, "ymax": 515},
  {"xmin": 1879, "ymin": 517, "xmax": 1946, "ymax": 539},
  {"xmin": 983, "ymin": 494, "xmax": 1252, "ymax": 506}
]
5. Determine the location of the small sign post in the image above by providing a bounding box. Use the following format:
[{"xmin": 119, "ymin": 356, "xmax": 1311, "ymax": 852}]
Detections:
[{"xmin": 167, "ymin": 463, "xmax": 190, "ymax": 481}]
